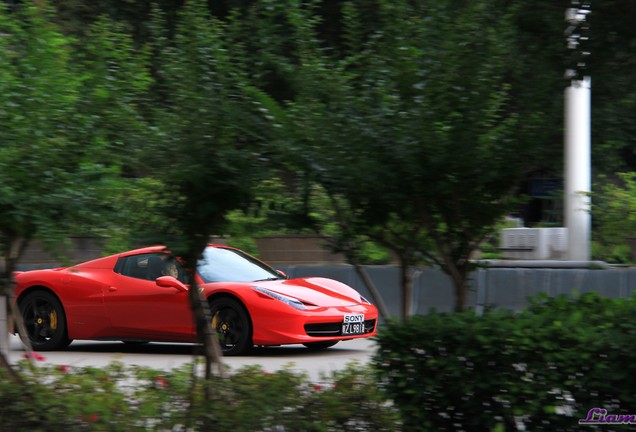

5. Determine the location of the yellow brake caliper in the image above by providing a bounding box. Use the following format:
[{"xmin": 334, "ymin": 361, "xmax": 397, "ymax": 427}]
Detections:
[
  {"xmin": 211, "ymin": 313, "xmax": 228, "ymax": 341},
  {"xmin": 211, "ymin": 314, "xmax": 218, "ymax": 329},
  {"xmin": 49, "ymin": 310, "xmax": 58, "ymax": 330}
]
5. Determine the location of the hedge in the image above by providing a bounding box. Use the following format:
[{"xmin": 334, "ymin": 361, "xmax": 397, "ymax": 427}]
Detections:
[
  {"xmin": 5, "ymin": 292, "xmax": 635, "ymax": 431},
  {"xmin": 373, "ymin": 292, "xmax": 636, "ymax": 431},
  {"xmin": 0, "ymin": 361, "xmax": 401, "ymax": 431}
]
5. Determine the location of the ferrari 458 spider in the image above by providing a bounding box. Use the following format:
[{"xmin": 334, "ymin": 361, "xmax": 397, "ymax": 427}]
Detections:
[{"xmin": 12, "ymin": 244, "xmax": 378, "ymax": 355}]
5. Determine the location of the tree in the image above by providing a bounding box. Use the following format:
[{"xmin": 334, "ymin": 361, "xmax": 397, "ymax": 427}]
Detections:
[
  {"xmin": 137, "ymin": 1, "xmax": 270, "ymax": 393},
  {"xmin": 32, "ymin": 0, "xmax": 636, "ymax": 220},
  {"xmin": 588, "ymin": 0, "xmax": 636, "ymax": 174},
  {"xmin": 0, "ymin": 4, "xmax": 123, "ymax": 284},
  {"xmin": 592, "ymin": 172, "xmax": 636, "ymax": 263},
  {"xmin": 0, "ymin": 1, "xmax": 153, "ymax": 268},
  {"xmin": 0, "ymin": 2, "xmax": 81, "ymax": 276},
  {"xmin": 0, "ymin": 2, "xmax": 152, "ymax": 375},
  {"xmin": 243, "ymin": 0, "xmax": 530, "ymax": 315},
  {"xmin": 65, "ymin": 15, "xmax": 163, "ymax": 253}
]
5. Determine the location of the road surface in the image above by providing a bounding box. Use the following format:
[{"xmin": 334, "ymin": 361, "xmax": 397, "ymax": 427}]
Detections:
[{"xmin": 7, "ymin": 334, "xmax": 377, "ymax": 382}]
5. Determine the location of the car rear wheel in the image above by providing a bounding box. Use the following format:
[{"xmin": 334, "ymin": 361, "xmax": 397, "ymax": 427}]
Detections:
[
  {"xmin": 19, "ymin": 290, "xmax": 71, "ymax": 351},
  {"xmin": 303, "ymin": 341, "xmax": 339, "ymax": 350},
  {"xmin": 209, "ymin": 297, "xmax": 252, "ymax": 356}
]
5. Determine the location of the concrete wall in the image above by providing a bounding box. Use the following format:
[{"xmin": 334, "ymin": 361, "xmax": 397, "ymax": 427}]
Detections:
[
  {"xmin": 8, "ymin": 238, "xmax": 104, "ymax": 272},
  {"xmin": 278, "ymin": 264, "xmax": 636, "ymax": 317}
]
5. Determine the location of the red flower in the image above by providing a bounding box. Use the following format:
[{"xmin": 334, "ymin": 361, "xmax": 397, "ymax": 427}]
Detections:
[
  {"xmin": 81, "ymin": 414, "xmax": 99, "ymax": 423},
  {"xmin": 58, "ymin": 364, "xmax": 70, "ymax": 373},
  {"xmin": 155, "ymin": 375, "xmax": 168, "ymax": 389},
  {"xmin": 22, "ymin": 352, "xmax": 46, "ymax": 362}
]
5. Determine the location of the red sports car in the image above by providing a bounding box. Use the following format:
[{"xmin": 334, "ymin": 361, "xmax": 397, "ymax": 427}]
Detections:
[{"xmin": 12, "ymin": 244, "xmax": 378, "ymax": 355}]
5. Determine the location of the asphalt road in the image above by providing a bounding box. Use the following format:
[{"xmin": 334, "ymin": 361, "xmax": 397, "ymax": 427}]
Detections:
[{"xmin": 7, "ymin": 334, "xmax": 377, "ymax": 382}]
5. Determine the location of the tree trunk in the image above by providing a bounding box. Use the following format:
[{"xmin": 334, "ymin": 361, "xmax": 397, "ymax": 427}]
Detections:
[
  {"xmin": 1, "ymin": 235, "xmax": 28, "ymax": 297},
  {"xmin": 1, "ymin": 235, "xmax": 35, "ymax": 377},
  {"xmin": 398, "ymin": 255, "xmax": 413, "ymax": 320},
  {"xmin": 352, "ymin": 263, "xmax": 390, "ymax": 321},
  {"xmin": 446, "ymin": 263, "xmax": 470, "ymax": 312},
  {"xmin": 454, "ymin": 277, "xmax": 469, "ymax": 312},
  {"xmin": 184, "ymin": 256, "xmax": 225, "ymax": 400}
]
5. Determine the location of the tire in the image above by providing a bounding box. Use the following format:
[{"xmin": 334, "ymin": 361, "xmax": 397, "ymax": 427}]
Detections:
[
  {"xmin": 303, "ymin": 341, "xmax": 338, "ymax": 350},
  {"xmin": 19, "ymin": 290, "xmax": 72, "ymax": 351},
  {"xmin": 209, "ymin": 297, "xmax": 252, "ymax": 356}
]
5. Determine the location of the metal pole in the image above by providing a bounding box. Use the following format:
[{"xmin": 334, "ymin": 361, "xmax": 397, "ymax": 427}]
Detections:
[
  {"xmin": 564, "ymin": 1, "xmax": 592, "ymax": 261},
  {"xmin": 564, "ymin": 77, "xmax": 591, "ymax": 260}
]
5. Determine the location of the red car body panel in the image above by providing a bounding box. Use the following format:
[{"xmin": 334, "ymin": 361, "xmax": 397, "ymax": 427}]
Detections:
[{"xmin": 12, "ymin": 244, "xmax": 378, "ymax": 349}]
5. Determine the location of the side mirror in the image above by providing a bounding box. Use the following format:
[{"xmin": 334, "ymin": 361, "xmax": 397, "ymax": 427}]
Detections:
[
  {"xmin": 156, "ymin": 276, "xmax": 189, "ymax": 293},
  {"xmin": 276, "ymin": 270, "xmax": 288, "ymax": 279}
]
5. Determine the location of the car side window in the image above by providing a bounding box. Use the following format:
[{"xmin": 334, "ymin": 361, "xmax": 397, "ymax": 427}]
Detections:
[{"xmin": 115, "ymin": 254, "xmax": 188, "ymax": 283}]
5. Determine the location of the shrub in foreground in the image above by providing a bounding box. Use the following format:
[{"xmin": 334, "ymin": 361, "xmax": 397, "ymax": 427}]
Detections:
[
  {"xmin": 374, "ymin": 293, "xmax": 636, "ymax": 431},
  {"xmin": 0, "ymin": 361, "xmax": 401, "ymax": 431}
]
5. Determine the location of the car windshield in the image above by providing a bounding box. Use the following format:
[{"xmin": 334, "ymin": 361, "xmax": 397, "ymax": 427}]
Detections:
[{"xmin": 197, "ymin": 246, "xmax": 282, "ymax": 283}]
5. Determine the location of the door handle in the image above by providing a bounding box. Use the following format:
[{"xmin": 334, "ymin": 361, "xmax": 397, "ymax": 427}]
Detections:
[{"xmin": 108, "ymin": 286, "xmax": 118, "ymax": 292}]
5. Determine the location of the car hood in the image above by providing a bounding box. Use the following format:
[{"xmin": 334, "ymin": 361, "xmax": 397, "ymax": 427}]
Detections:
[{"xmin": 254, "ymin": 277, "xmax": 365, "ymax": 307}]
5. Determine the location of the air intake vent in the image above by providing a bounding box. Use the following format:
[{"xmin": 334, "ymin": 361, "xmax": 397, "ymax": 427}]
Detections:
[
  {"xmin": 304, "ymin": 319, "xmax": 376, "ymax": 337},
  {"xmin": 500, "ymin": 228, "xmax": 568, "ymax": 260}
]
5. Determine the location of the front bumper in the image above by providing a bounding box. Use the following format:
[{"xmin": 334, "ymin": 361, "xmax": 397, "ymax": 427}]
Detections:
[{"xmin": 250, "ymin": 303, "xmax": 378, "ymax": 346}]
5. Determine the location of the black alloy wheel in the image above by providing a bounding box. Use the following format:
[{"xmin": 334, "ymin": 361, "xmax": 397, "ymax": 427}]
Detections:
[
  {"xmin": 19, "ymin": 290, "xmax": 71, "ymax": 351},
  {"xmin": 209, "ymin": 297, "xmax": 252, "ymax": 356}
]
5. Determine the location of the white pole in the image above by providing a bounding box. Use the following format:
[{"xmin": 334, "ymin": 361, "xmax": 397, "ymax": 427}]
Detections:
[{"xmin": 564, "ymin": 76, "xmax": 591, "ymax": 261}]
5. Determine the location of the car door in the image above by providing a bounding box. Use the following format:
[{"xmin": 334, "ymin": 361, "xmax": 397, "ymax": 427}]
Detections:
[{"xmin": 104, "ymin": 253, "xmax": 194, "ymax": 341}]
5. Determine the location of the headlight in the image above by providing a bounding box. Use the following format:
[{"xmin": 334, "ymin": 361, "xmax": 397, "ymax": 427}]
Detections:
[{"xmin": 253, "ymin": 286, "xmax": 307, "ymax": 310}]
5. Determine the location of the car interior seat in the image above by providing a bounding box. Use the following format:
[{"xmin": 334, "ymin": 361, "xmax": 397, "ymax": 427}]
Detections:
[{"xmin": 146, "ymin": 255, "xmax": 165, "ymax": 281}]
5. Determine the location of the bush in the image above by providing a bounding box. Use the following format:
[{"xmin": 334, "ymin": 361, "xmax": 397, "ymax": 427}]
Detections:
[
  {"xmin": 0, "ymin": 360, "xmax": 401, "ymax": 431},
  {"xmin": 373, "ymin": 293, "xmax": 636, "ymax": 431},
  {"xmin": 592, "ymin": 172, "xmax": 636, "ymax": 263}
]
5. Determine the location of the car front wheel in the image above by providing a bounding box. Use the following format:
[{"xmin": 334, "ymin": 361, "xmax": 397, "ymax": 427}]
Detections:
[
  {"xmin": 209, "ymin": 297, "xmax": 252, "ymax": 356},
  {"xmin": 19, "ymin": 290, "xmax": 72, "ymax": 351}
]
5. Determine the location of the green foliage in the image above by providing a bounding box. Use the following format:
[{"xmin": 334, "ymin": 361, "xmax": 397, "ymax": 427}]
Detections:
[
  {"xmin": 223, "ymin": 178, "xmax": 316, "ymax": 256},
  {"xmin": 0, "ymin": 2, "xmax": 152, "ymax": 270},
  {"xmin": 588, "ymin": 1, "xmax": 636, "ymax": 174},
  {"xmin": 0, "ymin": 361, "xmax": 401, "ymax": 431},
  {"xmin": 97, "ymin": 177, "xmax": 176, "ymax": 254},
  {"xmin": 139, "ymin": 0, "xmax": 271, "ymax": 258},
  {"xmin": 222, "ymin": 179, "xmax": 394, "ymax": 263},
  {"xmin": 256, "ymin": 0, "xmax": 528, "ymax": 311},
  {"xmin": 592, "ymin": 172, "xmax": 636, "ymax": 263},
  {"xmin": 1, "ymin": 0, "xmax": 635, "ymax": 309},
  {"xmin": 0, "ymin": 3, "xmax": 84, "ymax": 247},
  {"xmin": 374, "ymin": 293, "xmax": 636, "ymax": 431}
]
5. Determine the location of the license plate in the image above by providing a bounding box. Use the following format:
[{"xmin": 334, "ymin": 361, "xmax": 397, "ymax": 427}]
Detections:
[{"xmin": 342, "ymin": 314, "xmax": 365, "ymax": 335}]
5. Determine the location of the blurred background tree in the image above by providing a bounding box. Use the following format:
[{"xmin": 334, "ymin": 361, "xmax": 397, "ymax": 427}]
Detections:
[
  {"xmin": 134, "ymin": 0, "xmax": 271, "ymax": 385},
  {"xmin": 592, "ymin": 172, "xmax": 636, "ymax": 263},
  {"xmin": 140, "ymin": 1, "xmax": 266, "ymax": 255},
  {"xmin": 1, "ymin": 0, "xmax": 635, "ymax": 315},
  {"xmin": 247, "ymin": 0, "xmax": 526, "ymax": 314},
  {"xmin": 0, "ymin": 3, "xmax": 148, "ymax": 289},
  {"xmin": 10, "ymin": 0, "xmax": 634, "ymax": 176}
]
